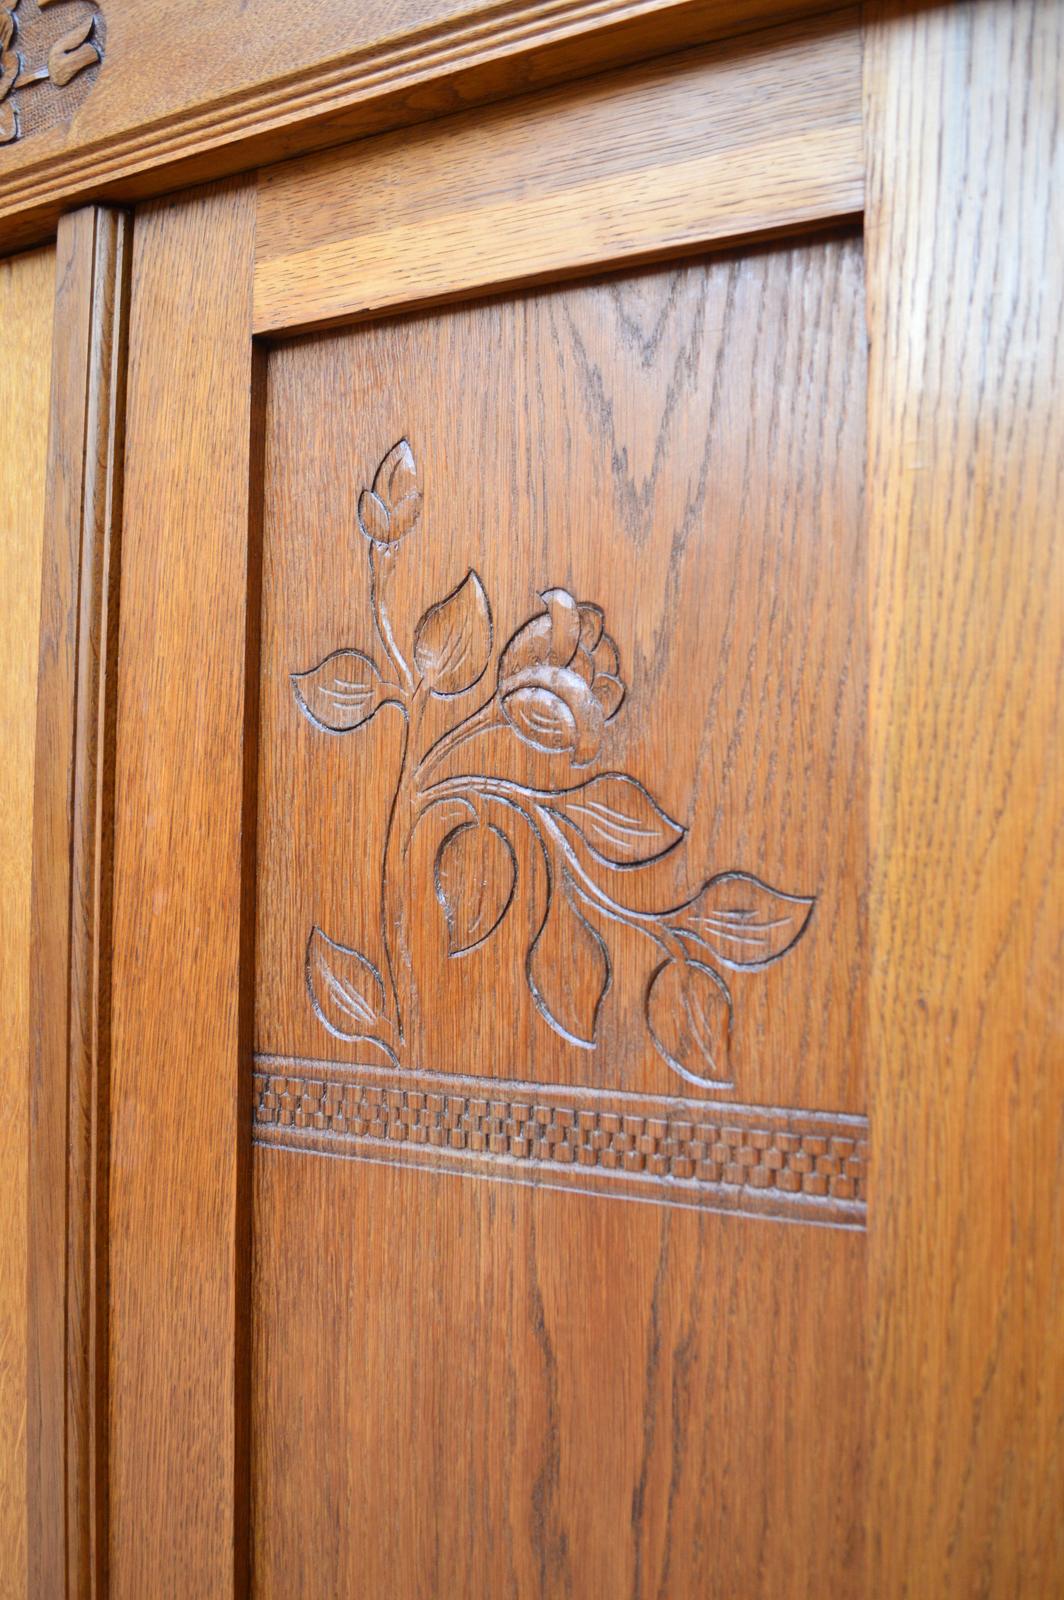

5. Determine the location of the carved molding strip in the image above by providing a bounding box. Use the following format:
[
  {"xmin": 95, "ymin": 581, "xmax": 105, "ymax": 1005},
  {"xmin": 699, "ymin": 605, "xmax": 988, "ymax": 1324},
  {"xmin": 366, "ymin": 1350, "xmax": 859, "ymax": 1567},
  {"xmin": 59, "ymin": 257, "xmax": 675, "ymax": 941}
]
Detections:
[{"xmin": 253, "ymin": 1056, "xmax": 868, "ymax": 1229}]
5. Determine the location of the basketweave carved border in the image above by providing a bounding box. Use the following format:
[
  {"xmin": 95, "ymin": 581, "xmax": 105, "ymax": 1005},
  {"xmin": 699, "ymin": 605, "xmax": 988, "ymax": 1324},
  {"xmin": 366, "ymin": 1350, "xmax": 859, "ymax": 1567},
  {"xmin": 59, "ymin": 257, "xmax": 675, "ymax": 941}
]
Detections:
[{"xmin": 253, "ymin": 1056, "xmax": 868, "ymax": 1230}]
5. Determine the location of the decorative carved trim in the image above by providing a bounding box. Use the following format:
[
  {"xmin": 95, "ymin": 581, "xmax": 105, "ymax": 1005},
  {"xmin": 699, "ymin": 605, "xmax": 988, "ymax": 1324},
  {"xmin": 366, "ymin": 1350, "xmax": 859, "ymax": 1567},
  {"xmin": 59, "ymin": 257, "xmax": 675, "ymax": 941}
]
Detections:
[
  {"xmin": 0, "ymin": 0, "xmax": 102, "ymax": 146},
  {"xmin": 253, "ymin": 1056, "xmax": 868, "ymax": 1228},
  {"xmin": 293, "ymin": 440, "xmax": 814, "ymax": 1095}
]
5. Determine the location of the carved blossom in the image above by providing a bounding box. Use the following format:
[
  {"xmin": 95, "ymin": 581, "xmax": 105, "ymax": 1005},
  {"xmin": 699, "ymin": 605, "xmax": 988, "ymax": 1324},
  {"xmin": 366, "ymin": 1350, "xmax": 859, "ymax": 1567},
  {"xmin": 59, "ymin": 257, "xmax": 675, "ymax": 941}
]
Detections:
[{"xmin": 497, "ymin": 588, "xmax": 624, "ymax": 766}]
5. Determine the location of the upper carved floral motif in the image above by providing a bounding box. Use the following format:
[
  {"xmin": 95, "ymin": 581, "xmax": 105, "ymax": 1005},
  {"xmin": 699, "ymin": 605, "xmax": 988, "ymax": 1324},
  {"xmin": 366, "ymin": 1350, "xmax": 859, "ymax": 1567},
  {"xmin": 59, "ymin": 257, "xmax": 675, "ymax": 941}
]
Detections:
[
  {"xmin": 0, "ymin": 0, "xmax": 101, "ymax": 146},
  {"xmin": 291, "ymin": 439, "xmax": 815, "ymax": 1090},
  {"xmin": 496, "ymin": 589, "xmax": 625, "ymax": 766}
]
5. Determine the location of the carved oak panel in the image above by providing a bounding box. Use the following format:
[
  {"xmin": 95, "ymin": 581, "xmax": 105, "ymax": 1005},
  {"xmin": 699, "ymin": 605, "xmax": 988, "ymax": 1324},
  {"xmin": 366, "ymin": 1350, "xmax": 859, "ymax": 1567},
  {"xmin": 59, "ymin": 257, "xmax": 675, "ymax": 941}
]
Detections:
[
  {"xmin": 255, "ymin": 239, "xmax": 867, "ymax": 1210},
  {"xmin": 250, "ymin": 236, "xmax": 869, "ymax": 1598}
]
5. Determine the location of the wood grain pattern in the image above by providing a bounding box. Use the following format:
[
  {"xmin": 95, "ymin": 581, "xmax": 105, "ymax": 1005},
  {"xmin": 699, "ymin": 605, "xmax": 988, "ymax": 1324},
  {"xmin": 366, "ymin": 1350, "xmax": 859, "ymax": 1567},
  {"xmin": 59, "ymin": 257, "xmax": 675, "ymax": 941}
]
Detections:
[
  {"xmin": 257, "ymin": 239, "xmax": 867, "ymax": 1120},
  {"xmin": 0, "ymin": 0, "xmax": 856, "ymax": 252},
  {"xmin": 865, "ymin": 3, "xmax": 1064, "ymax": 1594},
  {"xmin": 107, "ymin": 181, "xmax": 257, "ymax": 1600},
  {"xmin": 253, "ymin": 13, "xmax": 862, "ymax": 333},
  {"xmin": 27, "ymin": 204, "xmax": 128, "ymax": 1600},
  {"xmin": 252, "ymin": 238, "xmax": 866, "ymax": 1595},
  {"xmin": 0, "ymin": 241, "xmax": 53, "ymax": 1600},
  {"xmin": 253, "ymin": 1153, "xmax": 865, "ymax": 1598}
]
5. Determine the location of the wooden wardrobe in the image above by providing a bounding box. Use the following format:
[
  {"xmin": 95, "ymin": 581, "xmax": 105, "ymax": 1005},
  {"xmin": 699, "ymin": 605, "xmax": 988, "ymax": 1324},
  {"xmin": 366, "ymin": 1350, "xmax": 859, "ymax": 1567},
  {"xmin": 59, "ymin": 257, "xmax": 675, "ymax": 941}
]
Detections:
[{"xmin": 2, "ymin": 2, "xmax": 1061, "ymax": 1595}]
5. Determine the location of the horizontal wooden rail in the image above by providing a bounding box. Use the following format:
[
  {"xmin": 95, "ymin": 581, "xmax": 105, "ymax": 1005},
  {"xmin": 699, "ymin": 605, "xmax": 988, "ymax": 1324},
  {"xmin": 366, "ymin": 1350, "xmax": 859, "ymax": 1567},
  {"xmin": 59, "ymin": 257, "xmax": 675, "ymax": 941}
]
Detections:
[{"xmin": 253, "ymin": 11, "xmax": 862, "ymax": 334}]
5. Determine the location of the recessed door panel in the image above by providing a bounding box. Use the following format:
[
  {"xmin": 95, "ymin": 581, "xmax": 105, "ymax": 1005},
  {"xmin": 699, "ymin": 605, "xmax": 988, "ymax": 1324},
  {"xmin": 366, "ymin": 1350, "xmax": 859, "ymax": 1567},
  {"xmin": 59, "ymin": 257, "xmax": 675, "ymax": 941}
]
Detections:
[{"xmin": 252, "ymin": 235, "xmax": 867, "ymax": 1596}]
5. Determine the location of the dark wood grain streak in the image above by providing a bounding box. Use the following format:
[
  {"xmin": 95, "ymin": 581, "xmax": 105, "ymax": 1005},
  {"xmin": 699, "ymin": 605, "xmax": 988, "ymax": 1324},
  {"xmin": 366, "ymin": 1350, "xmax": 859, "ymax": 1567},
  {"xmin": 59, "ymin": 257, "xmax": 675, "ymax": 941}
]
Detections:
[
  {"xmin": 107, "ymin": 180, "xmax": 257, "ymax": 1600},
  {"xmin": 865, "ymin": 3, "xmax": 1064, "ymax": 1594},
  {"xmin": 27, "ymin": 203, "xmax": 129, "ymax": 1600}
]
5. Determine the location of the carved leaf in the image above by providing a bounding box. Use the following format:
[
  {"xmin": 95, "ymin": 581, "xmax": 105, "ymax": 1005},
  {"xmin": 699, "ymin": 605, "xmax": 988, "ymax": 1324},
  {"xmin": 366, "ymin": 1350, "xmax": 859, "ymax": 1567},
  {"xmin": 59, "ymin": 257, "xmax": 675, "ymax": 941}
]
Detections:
[
  {"xmin": 291, "ymin": 649, "xmax": 386, "ymax": 733},
  {"xmin": 48, "ymin": 19, "xmax": 99, "ymax": 88},
  {"xmin": 306, "ymin": 927, "xmax": 386, "ymax": 1039},
  {"xmin": 547, "ymin": 773, "xmax": 685, "ymax": 867},
  {"xmin": 413, "ymin": 570, "xmax": 493, "ymax": 696},
  {"xmin": 526, "ymin": 878, "xmax": 610, "ymax": 1048},
  {"xmin": 434, "ymin": 820, "xmax": 517, "ymax": 956},
  {"xmin": 646, "ymin": 958, "xmax": 732, "ymax": 1085},
  {"xmin": 672, "ymin": 872, "xmax": 814, "ymax": 969},
  {"xmin": 0, "ymin": 43, "xmax": 17, "ymax": 95}
]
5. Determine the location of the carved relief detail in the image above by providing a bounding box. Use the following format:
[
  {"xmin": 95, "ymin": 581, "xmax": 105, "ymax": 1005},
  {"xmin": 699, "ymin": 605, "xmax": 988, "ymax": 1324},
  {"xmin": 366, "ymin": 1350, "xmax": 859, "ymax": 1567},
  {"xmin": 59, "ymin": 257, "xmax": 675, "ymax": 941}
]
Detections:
[
  {"xmin": 253, "ymin": 1058, "xmax": 867, "ymax": 1228},
  {"xmin": 292, "ymin": 440, "xmax": 815, "ymax": 1092},
  {"xmin": 0, "ymin": 0, "xmax": 102, "ymax": 146}
]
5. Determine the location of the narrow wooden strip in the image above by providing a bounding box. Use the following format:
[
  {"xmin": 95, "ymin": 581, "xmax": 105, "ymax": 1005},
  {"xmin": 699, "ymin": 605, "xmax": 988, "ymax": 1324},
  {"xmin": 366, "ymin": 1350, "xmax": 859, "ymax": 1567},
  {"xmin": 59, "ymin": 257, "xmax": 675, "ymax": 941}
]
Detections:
[
  {"xmin": 108, "ymin": 179, "xmax": 256, "ymax": 1600},
  {"xmin": 28, "ymin": 206, "xmax": 130, "ymax": 1600},
  {"xmin": 865, "ymin": 2, "xmax": 1064, "ymax": 1592},
  {"xmin": 0, "ymin": 243, "xmax": 54, "ymax": 1600},
  {"xmin": 253, "ymin": 13, "xmax": 862, "ymax": 333}
]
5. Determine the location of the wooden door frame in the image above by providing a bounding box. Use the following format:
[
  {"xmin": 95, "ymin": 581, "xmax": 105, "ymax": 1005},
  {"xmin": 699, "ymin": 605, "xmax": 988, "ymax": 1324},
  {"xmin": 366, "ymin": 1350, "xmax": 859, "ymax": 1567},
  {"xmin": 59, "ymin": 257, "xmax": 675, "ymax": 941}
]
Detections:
[
  {"xmin": 28, "ymin": 204, "xmax": 130, "ymax": 1600},
  {"xmin": 24, "ymin": 2, "xmax": 1062, "ymax": 1595}
]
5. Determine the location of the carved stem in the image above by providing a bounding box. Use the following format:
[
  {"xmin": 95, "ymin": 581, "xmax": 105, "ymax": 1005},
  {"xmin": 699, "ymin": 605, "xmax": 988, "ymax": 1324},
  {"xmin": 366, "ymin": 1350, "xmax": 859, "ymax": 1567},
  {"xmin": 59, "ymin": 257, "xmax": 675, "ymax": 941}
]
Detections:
[
  {"xmin": 532, "ymin": 804, "xmax": 684, "ymax": 964},
  {"xmin": 380, "ymin": 709, "xmax": 412, "ymax": 1040},
  {"xmin": 415, "ymin": 698, "xmax": 506, "ymax": 782},
  {"xmin": 422, "ymin": 774, "xmax": 684, "ymax": 964},
  {"xmin": 368, "ymin": 541, "xmax": 415, "ymax": 693}
]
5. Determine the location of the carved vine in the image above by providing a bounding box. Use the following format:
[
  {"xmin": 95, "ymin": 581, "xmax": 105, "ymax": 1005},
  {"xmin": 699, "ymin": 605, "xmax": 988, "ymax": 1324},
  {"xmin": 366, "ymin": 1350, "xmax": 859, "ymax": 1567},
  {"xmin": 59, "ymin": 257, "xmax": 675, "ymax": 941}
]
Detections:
[
  {"xmin": 292, "ymin": 440, "xmax": 814, "ymax": 1089},
  {"xmin": 0, "ymin": 0, "xmax": 100, "ymax": 145}
]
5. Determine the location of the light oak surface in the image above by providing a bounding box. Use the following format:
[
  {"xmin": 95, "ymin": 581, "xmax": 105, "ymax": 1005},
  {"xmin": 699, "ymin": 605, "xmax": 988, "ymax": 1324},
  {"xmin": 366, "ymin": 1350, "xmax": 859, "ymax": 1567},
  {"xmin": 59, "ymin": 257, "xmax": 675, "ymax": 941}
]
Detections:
[
  {"xmin": 0, "ymin": 241, "xmax": 53, "ymax": 1600},
  {"xmin": 254, "ymin": 1155, "xmax": 865, "ymax": 1598},
  {"xmin": 254, "ymin": 12, "xmax": 863, "ymax": 333},
  {"xmin": 865, "ymin": 2, "xmax": 1064, "ymax": 1593},
  {"xmin": 107, "ymin": 181, "xmax": 257, "ymax": 1600}
]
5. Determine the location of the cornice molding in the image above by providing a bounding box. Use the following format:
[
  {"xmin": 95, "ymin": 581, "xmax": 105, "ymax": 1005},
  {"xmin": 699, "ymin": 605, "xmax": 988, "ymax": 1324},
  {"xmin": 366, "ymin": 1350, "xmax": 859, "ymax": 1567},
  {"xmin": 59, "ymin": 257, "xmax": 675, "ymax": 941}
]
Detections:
[{"xmin": 0, "ymin": 0, "xmax": 853, "ymax": 249}]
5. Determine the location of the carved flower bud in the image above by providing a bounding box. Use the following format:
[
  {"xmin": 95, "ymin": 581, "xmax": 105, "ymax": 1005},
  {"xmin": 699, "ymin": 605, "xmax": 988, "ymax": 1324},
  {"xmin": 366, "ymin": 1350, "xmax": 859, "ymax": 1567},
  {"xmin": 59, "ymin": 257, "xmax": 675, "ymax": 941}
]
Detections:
[{"xmin": 357, "ymin": 438, "xmax": 422, "ymax": 545}]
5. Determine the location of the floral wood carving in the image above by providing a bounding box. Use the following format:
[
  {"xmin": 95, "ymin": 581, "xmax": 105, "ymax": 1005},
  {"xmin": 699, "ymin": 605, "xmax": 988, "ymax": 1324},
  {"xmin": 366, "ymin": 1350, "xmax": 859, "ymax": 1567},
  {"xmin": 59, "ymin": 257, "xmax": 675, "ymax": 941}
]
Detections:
[
  {"xmin": 292, "ymin": 440, "xmax": 815, "ymax": 1090},
  {"xmin": 0, "ymin": 0, "xmax": 102, "ymax": 146}
]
